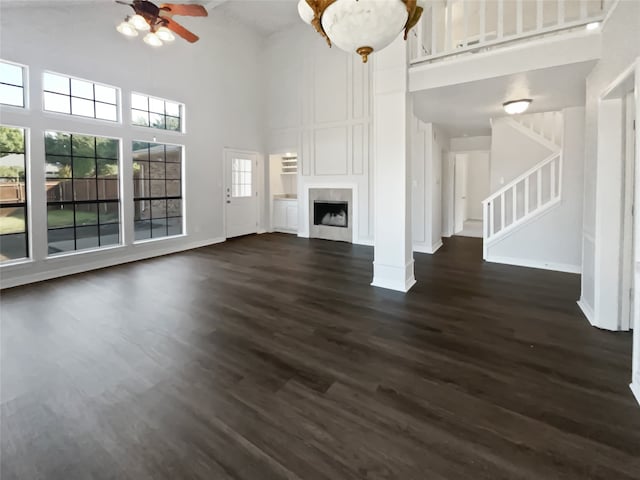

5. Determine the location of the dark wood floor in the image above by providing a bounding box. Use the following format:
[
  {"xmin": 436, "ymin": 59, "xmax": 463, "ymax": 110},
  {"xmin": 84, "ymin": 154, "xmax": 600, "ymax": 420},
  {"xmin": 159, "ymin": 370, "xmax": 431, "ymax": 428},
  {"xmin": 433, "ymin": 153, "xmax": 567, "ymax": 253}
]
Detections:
[{"xmin": 1, "ymin": 234, "xmax": 639, "ymax": 480}]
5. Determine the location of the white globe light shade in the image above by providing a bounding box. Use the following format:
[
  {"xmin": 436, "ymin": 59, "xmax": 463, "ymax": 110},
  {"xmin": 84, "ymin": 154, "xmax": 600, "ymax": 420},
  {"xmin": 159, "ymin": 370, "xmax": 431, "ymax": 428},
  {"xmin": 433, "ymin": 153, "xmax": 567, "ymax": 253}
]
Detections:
[
  {"xmin": 117, "ymin": 21, "xmax": 138, "ymax": 37},
  {"xmin": 143, "ymin": 32, "xmax": 163, "ymax": 47},
  {"xmin": 297, "ymin": 0, "xmax": 314, "ymax": 25},
  {"xmin": 129, "ymin": 14, "xmax": 150, "ymax": 31},
  {"xmin": 321, "ymin": 0, "xmax": 408, "ymax": 55},
  {"xmin": 503, "ymin": 99, "xmax": 532, "ymax": 115},
  {"xmin": 156, "ymin": 26, "xmax": 175, "ymax": 42}
]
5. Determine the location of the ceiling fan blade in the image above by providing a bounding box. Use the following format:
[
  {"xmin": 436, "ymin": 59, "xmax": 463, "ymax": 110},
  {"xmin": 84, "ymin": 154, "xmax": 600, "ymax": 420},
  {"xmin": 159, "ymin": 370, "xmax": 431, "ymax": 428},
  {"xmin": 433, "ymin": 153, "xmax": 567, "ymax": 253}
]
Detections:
[
  {"xmin": 160, "ymin": 4, "xmax": 208, "ymax": 17},
  {"xmin": 164, "ymin": 18, "xmax": 199, "ymax": 43}
]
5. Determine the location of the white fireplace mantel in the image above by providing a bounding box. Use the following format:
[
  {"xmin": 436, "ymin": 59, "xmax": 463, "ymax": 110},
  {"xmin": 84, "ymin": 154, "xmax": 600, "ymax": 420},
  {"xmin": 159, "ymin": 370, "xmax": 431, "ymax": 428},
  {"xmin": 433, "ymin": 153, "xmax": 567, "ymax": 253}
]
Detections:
[{"xmin": 299, "ymin": 183, "xmax": 360, "ymax": 244}]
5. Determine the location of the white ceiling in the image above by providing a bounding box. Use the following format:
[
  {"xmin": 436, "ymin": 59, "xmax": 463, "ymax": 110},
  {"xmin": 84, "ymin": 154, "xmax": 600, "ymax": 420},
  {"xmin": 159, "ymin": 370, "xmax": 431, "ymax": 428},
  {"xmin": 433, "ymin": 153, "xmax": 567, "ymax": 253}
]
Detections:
[
  {"xmin": 215, "ymin": 0, "xmax": 300, "ymax": 36},
  {"xmin": 412, "ymin": 60, "xmax": 597, "ymax": 138}
]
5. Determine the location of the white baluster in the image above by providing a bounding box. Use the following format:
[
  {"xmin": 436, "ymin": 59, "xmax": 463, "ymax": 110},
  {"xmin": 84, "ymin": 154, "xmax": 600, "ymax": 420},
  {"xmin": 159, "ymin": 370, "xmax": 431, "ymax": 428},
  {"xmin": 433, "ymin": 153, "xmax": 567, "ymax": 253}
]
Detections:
[
  {"xmin": 479, "ymin": 0, "xmax": 486, "ymax": 43},
  {"xmin": 432, "ymin": 2, "xmax": 439, "ymax": 57},
  {"xmin": 537, "ymin": 168, "xmax": 542, "ymax": 207},
  {"xmin": 500, "ymin": 192, "xmax": 505, "ymax": 231},
  {"xmin": 445, "ymin": 0, "xmax": 453, "ymax": 52},
  {"xmin": 512, "ymin": 184, "xmax": 517, "ymax": 223},
  {"xmin": 516, "ymin": 0, "xmax": 523, "ymax": 34},
  {"xmin": 489, "ymin": 200, "xmax": 495, "ymax": 236},
  {"xmin": 524, "ymin": 176, "xmax": 530, "ymax": 215},
  {"xmin": 497, "ymin": 0, "xmax": 504, "ymax": 39},
  {"xmin": 537, "ymin": 0, "xmax": 544, "ymax": 30},
  {"xmin": 416, "ymin": 15, "xmax": 423, "ymax": 59},
  {"xmin": 550, "ymin": 158, "xmax": 556, "ymax": 199}
]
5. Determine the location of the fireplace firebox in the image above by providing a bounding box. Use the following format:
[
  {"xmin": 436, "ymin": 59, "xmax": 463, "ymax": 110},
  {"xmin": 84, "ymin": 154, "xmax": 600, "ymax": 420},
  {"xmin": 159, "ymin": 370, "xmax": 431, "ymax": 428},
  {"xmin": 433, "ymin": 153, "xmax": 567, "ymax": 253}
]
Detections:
[{"xmin": 313, "ymin": 201, "xmax": 348, "ymax": 228}]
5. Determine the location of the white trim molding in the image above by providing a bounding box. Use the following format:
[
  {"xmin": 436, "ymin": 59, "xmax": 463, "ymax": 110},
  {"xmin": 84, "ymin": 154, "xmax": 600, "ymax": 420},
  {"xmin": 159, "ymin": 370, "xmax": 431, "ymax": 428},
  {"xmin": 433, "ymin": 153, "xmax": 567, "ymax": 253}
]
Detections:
[
  {"xmin": 577, "ymin": 299, "xmax": 596, "ymax": 326},
  {"xmin": 485, "ymin": 255, "xmax": 581, "ymax": 274},
  {"xmin": 371, "ymin": 259, "xmax": 417, "ymax": 292}
]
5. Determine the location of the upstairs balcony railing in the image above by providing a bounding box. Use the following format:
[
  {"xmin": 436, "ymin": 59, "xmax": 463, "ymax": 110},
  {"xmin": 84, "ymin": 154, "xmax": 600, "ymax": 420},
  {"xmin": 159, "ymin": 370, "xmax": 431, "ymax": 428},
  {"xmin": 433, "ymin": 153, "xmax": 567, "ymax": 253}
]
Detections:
[{"xmin": 409, "ymin": 0, "xmax": 606, "ymax": 65}]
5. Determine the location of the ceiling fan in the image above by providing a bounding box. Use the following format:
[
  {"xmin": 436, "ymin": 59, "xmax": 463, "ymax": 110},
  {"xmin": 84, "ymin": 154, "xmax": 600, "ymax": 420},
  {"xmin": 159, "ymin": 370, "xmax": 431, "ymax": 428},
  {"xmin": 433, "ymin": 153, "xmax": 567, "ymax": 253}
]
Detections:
[{"xmin": 115, "ymin": 0, "xmax": 208, "ymax": 46}]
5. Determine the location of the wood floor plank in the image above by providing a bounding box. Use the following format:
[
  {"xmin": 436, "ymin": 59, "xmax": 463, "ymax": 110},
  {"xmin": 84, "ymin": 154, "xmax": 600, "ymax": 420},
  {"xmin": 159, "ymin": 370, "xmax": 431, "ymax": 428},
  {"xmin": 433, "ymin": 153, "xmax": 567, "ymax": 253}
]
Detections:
[{"xmin": 1, "ymin": 234, "xmax": 639, "ymax": 479}]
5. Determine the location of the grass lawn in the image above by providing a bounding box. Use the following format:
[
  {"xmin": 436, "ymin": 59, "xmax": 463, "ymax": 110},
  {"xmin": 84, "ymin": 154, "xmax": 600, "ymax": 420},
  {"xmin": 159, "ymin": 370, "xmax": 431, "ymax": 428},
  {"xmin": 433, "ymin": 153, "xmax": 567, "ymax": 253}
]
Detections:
[
  {"xmin": 1, "ymin": 209, "xmax": 119, "ymax": 234},
  {"xmin": 0, "ymin": 214, "xmax": 25, "ymax": 235}
]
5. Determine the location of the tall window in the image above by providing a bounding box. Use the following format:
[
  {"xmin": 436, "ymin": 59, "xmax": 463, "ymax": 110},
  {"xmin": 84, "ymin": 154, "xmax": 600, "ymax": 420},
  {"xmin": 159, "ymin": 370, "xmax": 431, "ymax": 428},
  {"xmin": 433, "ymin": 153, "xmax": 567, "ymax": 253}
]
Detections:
[
  {"xmin": 45, "ymin": 132, "xmax": 120, "ymax": 254},
  {"xmin": 43, "ymin": 72, "xmax": 118, "ymax": 122},
  {"xmin": 131, "ymin": 93, "xmax": 182, "ymax": 132},
  {"xmin": 132, "ymin": 141, "xmax": 182, "ymax": 240},
  {"xmin": 0, "ymin": 126, "xmax": 28, "ymax": 262},
  {"xmin": 0, "ymin": 61, "xmax": 25, "ymax": 108}
]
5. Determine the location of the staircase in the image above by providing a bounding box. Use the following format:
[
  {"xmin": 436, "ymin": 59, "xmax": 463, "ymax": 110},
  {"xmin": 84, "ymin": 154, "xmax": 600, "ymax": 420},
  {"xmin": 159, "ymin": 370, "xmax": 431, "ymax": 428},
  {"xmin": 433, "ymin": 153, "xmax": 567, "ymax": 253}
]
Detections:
[{"xmin": 482, "ymin": 111, "xmax": 563, "ymax": 260}]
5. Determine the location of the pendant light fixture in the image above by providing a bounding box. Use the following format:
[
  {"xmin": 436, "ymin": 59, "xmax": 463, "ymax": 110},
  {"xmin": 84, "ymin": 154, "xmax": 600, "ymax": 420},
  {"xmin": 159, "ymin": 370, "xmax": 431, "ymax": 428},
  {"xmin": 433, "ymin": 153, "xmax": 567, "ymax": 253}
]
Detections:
[{"xmin": 298, "ymin": 0, "xmax": 426, "ymax": 63}]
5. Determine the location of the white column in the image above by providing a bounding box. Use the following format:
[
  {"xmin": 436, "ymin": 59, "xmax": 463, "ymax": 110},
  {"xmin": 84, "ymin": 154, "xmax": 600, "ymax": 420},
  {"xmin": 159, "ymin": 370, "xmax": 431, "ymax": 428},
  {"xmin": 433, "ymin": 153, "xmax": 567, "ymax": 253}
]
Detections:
[{"xmin": 371, "ymin": 37, "xmax": 416, "ymax": 293}]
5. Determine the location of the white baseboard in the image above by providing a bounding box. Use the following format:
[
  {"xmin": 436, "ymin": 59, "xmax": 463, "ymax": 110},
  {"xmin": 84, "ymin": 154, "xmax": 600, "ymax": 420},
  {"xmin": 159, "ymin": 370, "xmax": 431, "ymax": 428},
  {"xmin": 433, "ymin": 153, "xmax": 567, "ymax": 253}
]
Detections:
[
  {"xmin": 631, "ymin": 383, "xmax": 640, "ymax": 407},
  {"xmin": 485, "ymin": 255, "xmax": 581, "ymax": 274},
  {"xmin": 1, "ymin": 237, "xmax": 226, "ymax": 289},
  {"xmin": 577, "ymin": 298, "xmax": 596, "ymax": 326},
  {"xmin": 413, "ymin": 240, "xmax": 442, "ymax": 255}
]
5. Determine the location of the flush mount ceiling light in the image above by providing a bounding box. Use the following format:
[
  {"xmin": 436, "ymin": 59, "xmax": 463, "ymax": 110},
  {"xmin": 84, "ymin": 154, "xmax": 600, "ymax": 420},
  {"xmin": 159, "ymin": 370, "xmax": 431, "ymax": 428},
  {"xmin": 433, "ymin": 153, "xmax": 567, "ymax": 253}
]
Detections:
[
  {"xmin": 298, "ymin": 0, "xmax": 427, "ymax": 63},
  {"xmin": 115, "ymin": 0, "xmax": 207, "ymax": 46},
  {"xmin": 586, "ymin": 21, "xmax": 600, "ymax": 30},
  {"xmin": 503, "ymin": 99, "xmax": 532, "ymax": 115}
]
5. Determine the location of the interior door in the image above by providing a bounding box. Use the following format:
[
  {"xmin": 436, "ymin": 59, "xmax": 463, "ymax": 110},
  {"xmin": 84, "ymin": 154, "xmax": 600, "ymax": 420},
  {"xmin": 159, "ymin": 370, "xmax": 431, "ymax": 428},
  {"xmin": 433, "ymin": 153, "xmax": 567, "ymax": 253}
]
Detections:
[
  {"xmin": 454, "ymin": 154, "xmax": 468, "ymax": 233},
  {"xmin": 224, "ymin": 150, "xmax": 258, "ymax": 238}
]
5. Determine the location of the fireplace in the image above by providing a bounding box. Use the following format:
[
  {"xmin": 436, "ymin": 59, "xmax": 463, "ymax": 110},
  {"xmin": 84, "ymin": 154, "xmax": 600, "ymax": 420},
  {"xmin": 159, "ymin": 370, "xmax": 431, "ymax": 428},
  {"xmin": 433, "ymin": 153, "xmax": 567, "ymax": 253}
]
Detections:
[
  {"xmin": 314, "ymin": 201, "xmax": 348, "ymax": 228},
  {"xmin": 308, "ymin": 188, "xmax": 353, "ymax": 243}
]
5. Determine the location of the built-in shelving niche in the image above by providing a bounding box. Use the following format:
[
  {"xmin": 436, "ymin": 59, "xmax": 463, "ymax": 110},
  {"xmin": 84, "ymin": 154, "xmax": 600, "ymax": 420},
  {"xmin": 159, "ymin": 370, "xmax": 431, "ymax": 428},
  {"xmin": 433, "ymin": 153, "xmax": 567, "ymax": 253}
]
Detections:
[{"xmin": 281, "ymin": 155, "xmax": 298, "ymax": 175}]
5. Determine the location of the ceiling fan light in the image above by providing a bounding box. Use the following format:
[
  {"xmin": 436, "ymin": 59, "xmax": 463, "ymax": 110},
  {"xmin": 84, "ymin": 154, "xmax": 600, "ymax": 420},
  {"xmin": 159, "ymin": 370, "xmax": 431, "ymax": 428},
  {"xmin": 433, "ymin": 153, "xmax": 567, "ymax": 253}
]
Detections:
[
  {"xmin": 297, "ymin": 0, "xmax": 314, "ymax": 25},
  {"xmin": 143, "ymin": 32, "xmax": 163, "ymax": 47},
  {"xmin": 117, "ymin": 20, "xmax": 138, "ymax": 37},
  {"xmin": 156, "ymin": 26, "xmax": 175, "ymax": 42},
  {"xmin": 503, "ymin": 99, "xmax": 532, "ymax": 115},
  {"xmin": 129, "ymin": 14, "xmax": 150, "ymax": 31}
]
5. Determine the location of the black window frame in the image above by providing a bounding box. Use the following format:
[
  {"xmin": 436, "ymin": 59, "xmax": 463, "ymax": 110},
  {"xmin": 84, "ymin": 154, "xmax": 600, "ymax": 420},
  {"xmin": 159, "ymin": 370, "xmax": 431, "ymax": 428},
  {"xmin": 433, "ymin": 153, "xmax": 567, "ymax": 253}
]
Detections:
[
  {"xmin": 0, "ymin": 125, "xmax": 29, "ymax": 262},
  {"xmin": 45, "ymin": 131, "xmax": 121, "ymax": 256},
  {"xmin": 0, "ymin": 60, "xmax": 26, "ymax": 108},
  {"xmin": 132, "ymin": 140, "xmax": 183, "ymax": 241},
  {"xmin": 42, "ymin": 72, "xmax": 119, "ymax": 122},
  {"xmin": 131, "ymin": 92, "xmax": 183, "ymax": 132}
]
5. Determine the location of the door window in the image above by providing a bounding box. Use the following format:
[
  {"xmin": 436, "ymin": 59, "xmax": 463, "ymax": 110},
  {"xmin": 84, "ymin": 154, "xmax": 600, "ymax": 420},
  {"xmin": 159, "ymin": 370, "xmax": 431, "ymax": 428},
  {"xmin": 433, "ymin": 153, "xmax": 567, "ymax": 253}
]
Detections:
[{"xmin": 231, "ymin": 158, "xmax": 252, "ymax": 198}]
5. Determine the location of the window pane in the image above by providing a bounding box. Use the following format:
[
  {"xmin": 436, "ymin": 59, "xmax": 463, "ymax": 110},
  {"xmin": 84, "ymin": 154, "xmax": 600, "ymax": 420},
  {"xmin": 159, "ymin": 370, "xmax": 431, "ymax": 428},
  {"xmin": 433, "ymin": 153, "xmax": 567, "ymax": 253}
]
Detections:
[
  {"xmin": 166, "ymin": 180, "xmax": 180, "ymax": 197},
  {"xmin": 151, "ymin": 199, "xmax": 166, "ymax": 218},
  {"xmin": 94, "ymin": 85, "xmax": 116, "ymax": 104},
  {"xmin": 149, "ymin": 113, "xmax": 165, "ymax": 129},
  {"xmin": 0, "ymin": 84, "xmax": 24, "ymax": 107},
  {"xmin": 97, "ymin": 159, "xmax": 118, "ymax": 178},
  {"xmin": 74, "ymin": 179, "xmax": 98, "ymax": 201},
  {"xmin": 72, "ymin": 134, "xmax": 95, "ymax": 157},
  {"xmin": 149, "ymin": 162, "xmax": 164, "ymax": 179},
  {"xmin": 45, "ymin": 156, "xmax": 72, "ymax": 179},
  {"xmin": 165, "ymin": 102, "xmax": 180, "ymax": 117},
  {"xmin": 48, "ymin": 227, "xmax": 75, "ymax": 254},
  {"xmin": 43, "ymin": 73, "xmax": 70, "ymax": 94},
  {"xmin": 132, "ymin": 142, "xmax": 149, "ymax": 160},
  {"xmin": 98, "ymin": 179, "xmax": 119, "ymax": 200},
  {"xmin": 45, "ymin": 132, "xmax": 71, "ymax": 155},
  {"xmin": 167, "ymin": 217, "xmax": 182, "ymax": 236},
  {"xmin": 75, "ymin": 203, "xmax": 98, "ymax": 225},
  {"xmin": 167, "ymin": 199, "xmax": 181, "ymax": 217},
  {"xmin": 133, "ymin": 161, "xmax": 149, "ymax": 179},
  {"xmin": 134, "ymin": 220, "xmax": 151, "ymax": 240},
  {"xmin": 150, "ymin": 180, "xmax": 165, "ymax": 198},
  {"xmin": 165, "ymin": 147, "xmax": 181, "ymax": 163},
  {"xmin": 131, "ymin": 93, "xmax": 148, "ymax": 111},
  {"xmin": 149, "ymin": 97, "xmax": 165, "ymax": 114},
  {"xmin": 71, "ymin": 78, "xmax": 94, "ymax": 100},
  {"xmin": 76, "ymin": 225, "xmax": 99, "ymax": 250},
  {"xmin": 44, "ymin": 92, "xmax": 71, "ymax": 114},
  {"xmin": 0, "ymin": 232, "xmax": 27, "ymax": 261},
  {"xmin": 46, "ymin": 179, "xmax": 73, "ymax": 202},
  {"xmin": 151, "ymin": 218, "xmax": 167, "ymax": 238},
  {"xmin": 166, "ymin": 116, "xmax": 181, "ymax": 132},
  {"xmin": 0, "ymin": 126, "xmax": 24, "ymax": 153},
  {"xmin": 0, "ymin": 155, "xmax": 26, "ymax": 180},
  {"xmin": 165, "ymin": 162, "xmax": 180, "ymax": 179},
  {"xmin": 99, "ymin": 202, "xmax": 119, "ymax": 224},
  {"xmin": 0, "ymin": 62, "xmax": 23, "ymax": 86},
  {"xmin": 95, "ymin": 103, "xmax": 118, "ymax": 122},
  {"xmin": 100, "ymin": 223, "xmax": 119, "ymax": 246},
  {"xmin": 71, "ymin": 96, "xmax": 95, "ymax": 118},
  {"xmin": 132, "ymin": 109, "xmax": 149, "ymax": 127},
  {"xmin": 134, "ymin": 200, "xmax": 151, "ymax": 221},
  {"xmin": 148, "ymin": 144, "xmax": 165, "ymax": 161},
  {"xmin": 133, "ymin": 177, "xmax": 149, "ymax": 198},
  {"xmin": 96, "ymin": 138, "xmax": 118, "ymax": 159},
  {"xmin": 47, "ymin": 205, "xmax": 74, "ymax": 228},
  {"xmin": 73, "ymin": 158, "xmax": 96, "ymax": 178},
  {"xmin": 0, "ymin": 206, "xmax": 25, "ymax": 234}
]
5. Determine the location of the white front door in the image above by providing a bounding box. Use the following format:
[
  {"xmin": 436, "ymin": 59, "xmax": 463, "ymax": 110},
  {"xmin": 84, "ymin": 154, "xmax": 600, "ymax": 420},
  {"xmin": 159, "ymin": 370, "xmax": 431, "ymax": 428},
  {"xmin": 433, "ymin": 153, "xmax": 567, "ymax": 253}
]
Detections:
[{"xmin": 224, "ymin": 150, "xmax": 258, "ymax": 238}]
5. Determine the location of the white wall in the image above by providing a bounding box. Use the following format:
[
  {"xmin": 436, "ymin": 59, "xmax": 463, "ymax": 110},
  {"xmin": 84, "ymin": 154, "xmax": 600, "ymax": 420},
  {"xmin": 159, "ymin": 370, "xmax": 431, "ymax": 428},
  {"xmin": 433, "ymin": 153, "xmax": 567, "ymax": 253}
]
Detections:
[
  {"xmin": 412, "ymin": 119, "xmax": 448, "ymax": 253},
  {"xmin": 580, "ymin": 0, "xmax": 640, "ymax": 324},
  {"xmin": 465, "ymin": 151, "xmax": 490, "ymax": 220},
  {"xmin": 450, "ymin": 135, "xmax": 492, "ymax": 152},
  {"xmin": 0, "ymin": 3, "xmax": 265, "ymax": 287},
  {"xmin": 487, "ymin": 107, "xmax": 585, "ymax": 272},
  {"xmin": 265, "ymin": 24, "xmax": 373, "ymax": 245}
]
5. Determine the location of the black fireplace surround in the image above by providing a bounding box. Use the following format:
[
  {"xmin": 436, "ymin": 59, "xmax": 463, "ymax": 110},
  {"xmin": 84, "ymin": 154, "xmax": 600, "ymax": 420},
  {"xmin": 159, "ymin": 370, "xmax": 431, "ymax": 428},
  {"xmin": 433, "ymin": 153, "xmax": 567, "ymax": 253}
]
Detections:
[{"xmin": 313, "ymin": 201, "xmax": 348, "ymax": 228}]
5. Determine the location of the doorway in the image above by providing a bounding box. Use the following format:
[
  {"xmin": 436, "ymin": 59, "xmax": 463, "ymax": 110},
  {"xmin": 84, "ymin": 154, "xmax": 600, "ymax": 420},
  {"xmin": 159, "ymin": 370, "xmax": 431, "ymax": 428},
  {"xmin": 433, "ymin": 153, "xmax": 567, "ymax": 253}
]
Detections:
[
  {"xmin": 224, "ymin": 149, "xmax": 259, "ymax": 239},
  {"xmin": 452, "ymin": 151, "xmax": 490, "ymax": 238}
]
